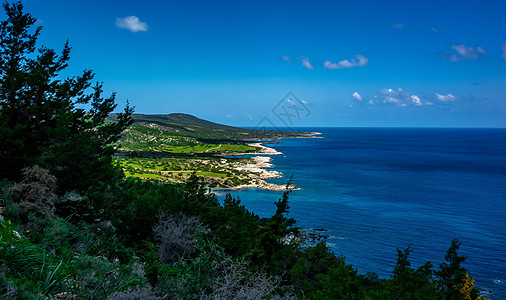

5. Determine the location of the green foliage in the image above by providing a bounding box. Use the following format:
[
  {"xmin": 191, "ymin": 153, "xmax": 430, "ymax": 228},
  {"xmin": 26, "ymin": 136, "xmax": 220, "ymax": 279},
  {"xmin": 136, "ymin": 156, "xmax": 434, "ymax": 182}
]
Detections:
[
  {"xmin": 66, "ymin": 255, "xmax": 147, "ymax": 299},
  {"xmin": 210, "ymin": 194, "xmax": 260, "ymax": 257},
  {"xmin": 0, "ymin": 213, "xmax": 148, "ymax": 299},
  {"xmin": 387, "ymin": 246, "xmax": 439, "ymax": 299},
  {"xmin": 290, "ymin": 241, "xmax": 373, "ymax": 299},
  {"xmin": 115, "ymin": 156, "xmax": 256, "ymax": 188},
  {"xmin": 120, "ymin": 123, "xmax": 259, "ymax": 154},
  {"xmin": 0, "ymin": 171, "xmax": 487, "ymax": 299},
  {"xmin": 0, "ymin": 218, "xmax": 67, "ymax": 298},
  {"xmin": 250, "ymin": 187, "xmax": 299, "ymax": 274},
  {"xmin": 0, "ymin": 1, "xmax": 133, "ymax": 191},
  {"xmin": 436, "ymin": 239, "xmax": 475, "ymax": 300},
  {"xmin": 156, "ymin": 237, "xmax": 281, "ymax": 299}
]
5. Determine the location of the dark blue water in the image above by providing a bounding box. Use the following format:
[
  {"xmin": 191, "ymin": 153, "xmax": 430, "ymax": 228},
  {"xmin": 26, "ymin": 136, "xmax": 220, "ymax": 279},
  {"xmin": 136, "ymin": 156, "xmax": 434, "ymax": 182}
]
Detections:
[{"xmin": 216, "ymin": 128, "xmax": 506, "ymax": 298}]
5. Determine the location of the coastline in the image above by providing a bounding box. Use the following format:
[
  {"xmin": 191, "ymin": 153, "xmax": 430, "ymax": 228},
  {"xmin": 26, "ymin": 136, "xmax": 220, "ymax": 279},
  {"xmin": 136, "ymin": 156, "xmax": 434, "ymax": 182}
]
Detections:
[
  {"xmin": 246, "ymin": 142, "xmax": 283, "ymax": 155},
  {"xmin": 119, "ymin": 131, "xmax": 321, "ymax": 192},
  {"xmin": 228, "ymin": 155, "xmax": 297, "ymax": 192},
  {"xmin": 225, "ymin": 142, "xmax": 295, "ymax": 192},
  {"xmin": 217, "ymin": 133, "xmax": 321, "ymax": 191}
]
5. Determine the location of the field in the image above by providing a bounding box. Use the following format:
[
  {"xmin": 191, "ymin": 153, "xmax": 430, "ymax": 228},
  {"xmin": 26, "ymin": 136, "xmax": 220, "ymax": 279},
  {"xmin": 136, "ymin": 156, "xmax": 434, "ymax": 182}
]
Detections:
[
  {"xmin": 114, "ymin": 120, "xmax": 289, "ymax": 189},
  {"xmin": 116, "ymin": 157, "xmax": 255, "ymax": 187}
]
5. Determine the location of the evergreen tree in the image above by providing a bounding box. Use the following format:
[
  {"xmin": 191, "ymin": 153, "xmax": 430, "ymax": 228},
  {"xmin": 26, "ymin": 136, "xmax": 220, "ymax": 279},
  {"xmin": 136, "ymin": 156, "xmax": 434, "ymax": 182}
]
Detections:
[
  {"xmin": 389, "ymin": 246, "xmax": 439, "ymax": 299},
  {"xmin": 0, "ymin": 1, "xmax": 133, "ymax": 190},
  {"xmin": 436, "ymin": 239, "xmax": 470, "ymax": 300}
]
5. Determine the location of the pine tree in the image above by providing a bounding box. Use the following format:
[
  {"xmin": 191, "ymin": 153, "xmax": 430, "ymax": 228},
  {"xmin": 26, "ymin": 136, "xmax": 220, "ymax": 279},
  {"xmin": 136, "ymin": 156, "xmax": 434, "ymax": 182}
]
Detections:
[
  {"xmin": 436, "ymin": 239, "xmax": 469, "ymax": 300},
  {"xmin": 0, "ymin": 1, "xmax": 133, "ymax": 190}
]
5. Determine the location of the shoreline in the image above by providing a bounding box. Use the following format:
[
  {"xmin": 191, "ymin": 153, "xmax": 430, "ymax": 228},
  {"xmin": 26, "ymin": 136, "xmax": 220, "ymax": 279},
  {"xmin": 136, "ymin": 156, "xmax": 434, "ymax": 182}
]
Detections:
[
  {"xmin": 119, "ymin": 132, "xmax": 321, "ymax": 192},
  {"xmin": 225, "ymin": 142, "xmax": 292, "ymax": 191},
  {"xmin": 246, "ymin": 142, "xmax": 283, "ymax": 155},
  {"xmin": 220, "ymin": 133, "xmax": 323, "ymax": 191}
]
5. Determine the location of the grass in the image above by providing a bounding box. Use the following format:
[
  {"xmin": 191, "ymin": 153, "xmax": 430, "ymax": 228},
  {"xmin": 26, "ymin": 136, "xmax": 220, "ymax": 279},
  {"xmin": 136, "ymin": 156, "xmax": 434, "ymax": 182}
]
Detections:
[
  {"xmin": 160, "ymin": 144, "xmax": 257, "ymax": 154},
  {"xmin": 115, "ymin": 156, "xmax": 256, "ymax": 187},
  {"xmin": 119, "ymin": 124, "xmax": 259, "ymax": 154},
  {"xmin": 125, "ymin": 172, "xmax": 165, "ymax": 179},
  {"xmin": 0, "ymin": 216, "xmax": 149, "ymax": 299},
  {"xmin": 195, "ymin": 171, "xmax": 229, "ymax": 178}
]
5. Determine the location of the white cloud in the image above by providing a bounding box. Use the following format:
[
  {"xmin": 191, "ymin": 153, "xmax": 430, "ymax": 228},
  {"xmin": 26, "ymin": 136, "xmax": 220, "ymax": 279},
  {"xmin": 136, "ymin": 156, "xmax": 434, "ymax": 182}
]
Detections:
[
  {"xmin": 227, "ymin": 114, "xmax": 232, "ymax": 118},
  {"xmin": 301, "ymin": 100, "xmax": 308, "ymax": 105},
  {"xmin": 354, "ymin": 89, "xmax": 456, "ymax": 107},
  {"xmin": 287, "ymin": 99, "xmax": 296, "ymax": 106},
  {"xmin": 301, "ymin": 57, "xmax": 314, "ymax": 69},
  {"xmin": 411, "ymin": 95, "xmax": 422, "ymax": 106},
  {"xmin": 501, "ymin": 44, "xmax": 506, "ymax": 60},
  {"xmin": 383, "ymin": 96, "xmax": 400, "ymax": 104},
  {"xmin": 392, "ymin": 23, "xmax": 404, "ymax": 29},
  {"xmin": 246, "ymin": 114, "xmax": 253, "ymax": 120},
  {"xmin": 281, "ymin": 56, "xmax": 292, "ymax": 62},
  {"xmin": 444, "ymin": 45, "xmax": 487, "ymax": 61},
  {"xmin": 435, "ymin": 93, "xmax": 458, "ymax": 102},
  {"xmin": 373, "ymin": 88, "xmax": 429, "ymax": 107},
  {"xmin": 352, "ymin": 92, "xmax": 362, "ymax": 101},
  {"xmin": 323, "ymin": 54, "xmax": 369, "ymax": 69},
  {"xmin": 429, "ymin": 26, "xmax": 439, "ymax": 32},
  {"xmin": 116, "ymin": 16, "xmax": 148, "ymax": 32}
]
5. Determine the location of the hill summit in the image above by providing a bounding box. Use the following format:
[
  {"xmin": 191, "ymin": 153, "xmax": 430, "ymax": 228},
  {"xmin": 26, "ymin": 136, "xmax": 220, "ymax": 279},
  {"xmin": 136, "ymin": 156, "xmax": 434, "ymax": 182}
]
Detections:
[{"xmin": 111, "ymin": 113, "xmax": 311, "ymax": 141}]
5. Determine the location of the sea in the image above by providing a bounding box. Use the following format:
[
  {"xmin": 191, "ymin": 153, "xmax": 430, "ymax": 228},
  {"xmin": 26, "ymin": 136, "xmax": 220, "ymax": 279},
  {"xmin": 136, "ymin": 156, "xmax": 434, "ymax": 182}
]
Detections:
[{"xmin": 215, "ymin": 128, "xmax": 506, "ymax": 299}]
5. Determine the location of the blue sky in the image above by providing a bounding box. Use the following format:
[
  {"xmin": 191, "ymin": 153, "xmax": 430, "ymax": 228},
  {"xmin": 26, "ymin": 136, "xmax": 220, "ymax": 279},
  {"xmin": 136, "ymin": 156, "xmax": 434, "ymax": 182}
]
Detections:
[{"xmin": 19, "ymin": 0, "xmax": 506, "ymax": 127}]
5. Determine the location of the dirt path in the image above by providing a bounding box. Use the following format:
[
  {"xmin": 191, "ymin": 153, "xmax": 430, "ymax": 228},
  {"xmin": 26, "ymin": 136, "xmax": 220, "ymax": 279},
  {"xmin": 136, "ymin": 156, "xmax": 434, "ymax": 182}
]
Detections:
[{"xmin": 205, "ymin": 144, "xmax": 222, "ymax": 153}]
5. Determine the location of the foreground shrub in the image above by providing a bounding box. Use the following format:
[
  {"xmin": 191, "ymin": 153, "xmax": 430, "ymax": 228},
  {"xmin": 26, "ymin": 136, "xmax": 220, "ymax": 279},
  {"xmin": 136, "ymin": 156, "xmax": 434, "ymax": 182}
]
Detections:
[
  {"xmin": 206, "ymin": 258, "xmax": 283, "ymax": 299},
  {"xmin": 157, "ymin": 239, "xmax": 284, "ymax": 299},
  {"xmin": 67, "ymin": 255, "xmax": 147, "ymax": 299},
  {"xmin": 153, "ymin": 213, "xmax": 209, "ymax": 265},
  {"xmin": 0, "ymin": 218, "xmax": 67, "ymax": 298},
  {"xmin": 107, "ymin": 285, "xmax": 161, "ymax": 300},
  {"xmin": 6, "ymin": 166, "xmax": 57, "ymax": 220}
]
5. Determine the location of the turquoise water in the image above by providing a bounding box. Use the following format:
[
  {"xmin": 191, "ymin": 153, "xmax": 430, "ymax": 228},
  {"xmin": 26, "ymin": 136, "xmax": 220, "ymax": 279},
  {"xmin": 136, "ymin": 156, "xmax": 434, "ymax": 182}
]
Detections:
[{"xmin": 216, "ymin": 128, "xmax": 506, "ymax": 298}]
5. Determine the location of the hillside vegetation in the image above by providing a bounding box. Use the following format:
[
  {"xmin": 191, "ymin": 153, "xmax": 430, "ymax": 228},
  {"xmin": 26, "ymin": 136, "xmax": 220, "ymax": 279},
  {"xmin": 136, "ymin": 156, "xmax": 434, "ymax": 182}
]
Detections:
[
  {"xmin": 0, "ymin": 3, "xmax": 488, "ymax": 299},
  {"xmin": 112, "ymin": 114, "xmax": 304, "ymax": 189},
  {"xmin": 111, "ymin": 113, "xmax": 312, "ymax": 141}
]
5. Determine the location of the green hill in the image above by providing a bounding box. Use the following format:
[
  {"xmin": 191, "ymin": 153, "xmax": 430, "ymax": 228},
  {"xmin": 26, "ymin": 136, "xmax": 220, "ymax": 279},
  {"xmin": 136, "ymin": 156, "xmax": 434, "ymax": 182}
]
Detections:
[{"xmin": 110, "ymin": 113, "xmax": 311, "ymax": 141}]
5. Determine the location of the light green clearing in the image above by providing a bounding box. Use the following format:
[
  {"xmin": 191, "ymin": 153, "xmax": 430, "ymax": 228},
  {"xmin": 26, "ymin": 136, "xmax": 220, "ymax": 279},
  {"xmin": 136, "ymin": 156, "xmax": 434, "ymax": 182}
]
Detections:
[
  {"xmin": 196, "ymin": 171, "xmax": 229, "ymax": 178},
  {"xmin": 125, "ymin": 172, "xmax": 165, "ymax": 179},
  {"xmin": 125, "ymin": 170, "xmax": 228, "ymax": 179},
  {"xmin": 120, "ymin": 162, "xmax": 165, "ymax": 171},
  {"xmin": 160, "ymin": 144, "xmax": 256, "ymax": 154},
  {"xmin": 120, "ymin": 158, "xmax": 230, "ymax": 179}
]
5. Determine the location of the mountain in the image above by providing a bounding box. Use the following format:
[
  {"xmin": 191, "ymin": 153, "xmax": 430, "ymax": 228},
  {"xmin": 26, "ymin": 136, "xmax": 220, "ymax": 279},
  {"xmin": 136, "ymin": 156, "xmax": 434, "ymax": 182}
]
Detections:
[{"xmin": 110, "ymin": 113, "xmax": 311, "ymax": 141}]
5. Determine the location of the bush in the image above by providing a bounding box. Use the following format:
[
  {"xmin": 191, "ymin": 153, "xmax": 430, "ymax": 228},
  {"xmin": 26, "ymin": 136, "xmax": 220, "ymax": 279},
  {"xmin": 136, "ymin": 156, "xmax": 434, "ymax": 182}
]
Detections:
[
  {"xmin": 0, "ymin": 218, "xmax": 67, "ymax": 298},
  {"xmin": 67, "ymin": 255, "xmax": 147, "ymax": 299},
  {"xmin": 206, "ymin": 258, "xmax": 282, "ymax": 300},
  {"xmin": 156, "ymin": 239, "xmax": 284, "ymax": 299},
  {"xmin": 0, "ymin": 266, "xmax": 17, "ymax": 299},
  {"xmin": 153, "ymin": 213, "xmax": 209, "ymax": 265},
  {"xmin": 107, "ymin": 285, "xmax": 161, "ymax": 300},
  {"xmin": 6, "ymin": 166, "xmax": 57, "ymax": 220}
]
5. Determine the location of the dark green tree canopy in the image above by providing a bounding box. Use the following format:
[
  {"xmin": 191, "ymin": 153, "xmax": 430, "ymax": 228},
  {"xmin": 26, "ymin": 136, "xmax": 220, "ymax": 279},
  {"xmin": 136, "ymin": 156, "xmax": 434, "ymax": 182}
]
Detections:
[{"xmin": 0, "ymin": 1, "xmax": 133, "ymax": 190}]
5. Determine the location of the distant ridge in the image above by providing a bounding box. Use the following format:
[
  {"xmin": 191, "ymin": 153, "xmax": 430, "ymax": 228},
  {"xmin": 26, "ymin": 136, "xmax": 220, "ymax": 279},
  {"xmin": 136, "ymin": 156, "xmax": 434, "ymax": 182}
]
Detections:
[
  {"xmin": 133, "ymin": 113, "xmax": 249, "ymax": 133},
  {"xmin": 110, "ymin": 113, "xmax": 311, "ymax": 141}
]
